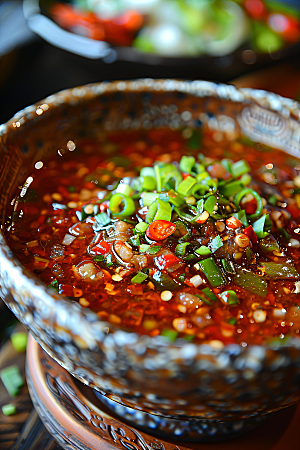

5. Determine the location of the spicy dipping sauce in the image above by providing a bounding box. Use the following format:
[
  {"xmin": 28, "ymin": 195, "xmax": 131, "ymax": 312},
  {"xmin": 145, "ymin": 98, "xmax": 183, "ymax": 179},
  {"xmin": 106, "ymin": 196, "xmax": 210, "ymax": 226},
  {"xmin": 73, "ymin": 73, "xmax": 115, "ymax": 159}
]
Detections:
[{"xmin": 5, "ymin": 128, "xmax": 300, "ymax": 347}]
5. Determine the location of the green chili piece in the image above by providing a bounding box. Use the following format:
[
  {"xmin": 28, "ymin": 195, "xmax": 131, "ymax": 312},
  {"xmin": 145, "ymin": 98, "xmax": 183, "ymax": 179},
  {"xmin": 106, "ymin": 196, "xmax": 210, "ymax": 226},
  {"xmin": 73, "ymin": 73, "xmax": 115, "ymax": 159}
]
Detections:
[
  {"xmin": 234, "ymin": 188, "xmax": 263, "ymax": 221},
  {"xmin": 201, "ymin": 287, "xmax": 219, "ymax": 302},
  {"xmin": 148, "ymin": 245, "xmax": 162, "ymax": 254},
  {"xmin": 175, "ymin": 242, "xmax": 192, "ymax": 257},
  {"xmin": 115, "ymin": 183, "xmax": 134, "ymax": 196},
  {"xmin": 195, "ymin": 245, "xmax": 212, "ymax": 256},
  {"xmin": 95, "ymin": 212, "xmax": 111, "ymax": 227},
  {"xmin": 259, "ymin": 262, "xmax": 299, "ymax": 279},
  {"xmin": 199, "ymin": 258, "xmax": 226, "ymax": 287},
  {"xmin": 150, "ymin": 271, "xmax": 181, "ymax": 291},
  {"xmin": 234, "ymin": 269, "xmax": 267, "ymax": 298},
  {"xmin": 139, "ymin": 244, "xmax": 150, "ymax": 252},
  {"xmin": 221, "ymin": 259, "xmax": 236, "ymax": 274},
  {"xmin": 219, "ymin": 290, "xmax": 239, "ymax": 306},
  {"xmin": 252, "ymin": 214, "xmax": 272, "ymax": 239},
  {"xmin": 259, "ymin": 236, "xmax": 280, "ymax": 252},
  {"xmin": 140, "ymin": 167, "xmax": 155, "ymax": 178},
  {"xmin": 131, "ymin": 272, "xmax": 148, "ymax": 284},
  {"xmin": 195, "ymin": 294, "xmax": 213, "ymax": 306},
  {"xmin": 146, "ymin": 199, "xmax": 172, "ymax": 223},
  {"xmin": 109, "ymin": 193, "xmax": 135, "ymax": 218}
]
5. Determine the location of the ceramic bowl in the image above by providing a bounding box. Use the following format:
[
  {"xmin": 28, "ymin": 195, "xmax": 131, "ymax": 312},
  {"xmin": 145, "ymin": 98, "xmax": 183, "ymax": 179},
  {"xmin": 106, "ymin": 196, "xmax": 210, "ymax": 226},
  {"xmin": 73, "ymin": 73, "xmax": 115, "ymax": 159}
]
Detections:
[{"xmin": 1, "ymin": 80, "xmax": 300, "ymax": 436}]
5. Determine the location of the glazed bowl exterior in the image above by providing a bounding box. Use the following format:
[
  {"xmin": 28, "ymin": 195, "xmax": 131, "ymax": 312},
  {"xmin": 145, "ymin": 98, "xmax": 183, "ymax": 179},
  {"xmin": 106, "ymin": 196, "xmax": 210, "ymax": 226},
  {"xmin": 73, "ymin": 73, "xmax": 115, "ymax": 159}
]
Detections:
[{"xmin": 1, "ymin": 80, "xmax": 300, "ymax": 424}]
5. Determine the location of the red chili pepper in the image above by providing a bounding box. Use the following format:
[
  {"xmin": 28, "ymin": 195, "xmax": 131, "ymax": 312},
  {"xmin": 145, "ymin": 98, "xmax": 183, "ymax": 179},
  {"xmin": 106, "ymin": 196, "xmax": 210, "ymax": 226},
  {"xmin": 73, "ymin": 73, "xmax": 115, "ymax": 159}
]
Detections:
[
  {"xmin": 154, "ymin": 254, "xmax": 180, "ymax": 270},
  {"xmin": 182, "ymin": 173, "xmax": 190, "ymax": 180},
  {"xmin": 244, "ymin": 0, "xmax": 266, "ymax": 19},
  {"xmin": 146, "ymin": 220, "xmax": 176, "ymax": 241},
  {"xmin": 226, "ymin": 216, "xmax": 242, "ymax": 229},
  {"xmin": 243, "ymin": 225, "xmax": 258, "ymax": 244},
  {"xmin": 286, "ymin": 205, "xmax": 300, "ymax": 219},
  {"xmin": 244, "ymin": 198, "xmax": 257, "ymax": 214},
  {"xmin": 92, "ymin": 240, "xmax": 110, "ymax": 255}
]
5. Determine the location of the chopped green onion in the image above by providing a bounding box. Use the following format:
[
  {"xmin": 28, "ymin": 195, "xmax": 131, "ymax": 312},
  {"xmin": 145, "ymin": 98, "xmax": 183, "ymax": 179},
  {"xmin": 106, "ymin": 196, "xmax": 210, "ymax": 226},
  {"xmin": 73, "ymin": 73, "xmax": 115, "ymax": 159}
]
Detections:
[
  {"xmin": 146, "ymin": 199, "xmax": 172, "ymax": 223},
  {"xmin": 201, "ymin": 287, "xmax": 219, "ymax": 302},
  {"xmin": 11, "ymin": 332, "xmax": 27, "ymax": 353},
  {"xmin": 199, "ymin": 258, "xmax": 226, "ymax": 287},
  {"xmin": 195, "ymin": 294, "xmax": 213, "ymax": 306},
  {"xmin": 48, "ymin": 279, "xmax": 59, "ymax": 291},
  {"xmin": 268, "ymin": 195, "xmax": 278, "ymax": 206},
  {"xmin": 115, "ymin": 183, "xmax": 134, "ymax": 196},
  {"xmin": 161, "ymin": 329, "xmax": 178, "ymax": 342},
  {"xmin": 177, "ymin": 273, "xmax": 186, "ymax": 283},
  {"xmin": 228, "ymin": 318, "xmax": 237, "ymax": 325},
  {"xmin": 246, "ymin": 247, "xmax": 255, "ymax": 263},
  {"xmin": 154, "ymin": 164, "xmax": 162, "ymax": 192},
  {"xmin": 131, "ymin": 271, "xmax": 148, "ymax": 284},
  {"xmin": 148, "ymin": 245, "xmax": 162, "ymax": 254},
  {"xmin": 175, "ymin": 242, "xmax": 192, "ymax": 257},
  {"xmin": 210, "ymin": 235, "xmax": 223, "ymax": 253},
  {"xmin": 219, "ymin": 290, "xmax": 239, "ymax": 306},
  {"xmin": 168, "ymin": 189, "xmax": 185, "ymax": 207},
  {"xmin": 150, "ymin": 271, "xmax": 181, "ymax": 291},
  {"xmin": 220, "ymin": 158, "xmax": 232, "ymax": 173},
  {"xmin": 140, "ymin": 167, "xmax": 155, "ymax": 178},
  {"xmin": 95, "ymin": 212, "xmax": 111, "ymax": 227},
  {"xmin": 259, "ymin": 262, "xmax": 299, "ymax": 279},
  {"xmin": 109, "ymin": 193, "xmax": 135, "ymax": 218},
  {"xmin": 0, "ymin": 365, "xmax": 24, "ymax": 397},
  {"xmin": 234, "ymin": 269, "xmax": 267, "ymax": 297},
  {"xmin": 180, "ymin": 155, "xmax": 195, "ymax": 174},
  {"xmin": 135, "ymin": 222, "xmax": 148, "ymax": 233},
  {"xmin": 204, "ymin": 195, "xmax": 217, "ymax": 215},
  {"xmin": 252, "ymin": 214, "xmax": 272, "ymax": 239},
  {"xmin": 222, "ymin": 259, "xmax": 236, "ymax": 274},
  {"xmin": 177, "ymin": 176, "xmax": 197, "ymax": 196},
  {"xmin": 195, "ymin": 245, "xmax": 212, "ymax": 256},
  {"xmin": 196, "ymin": 170, "xmax": 211, "ymax": 182},
  {"xmin": 232, "ymin": 210, "xmax": 248, "ymax": 227},
  {"xmin": 234, "ymin": 188, "xmax": 263, "ymax": 220},
  {"xmin": 231, "ymin": 160, "xmax": 251, "ymax": 178},
  {"xmin": 139, "ymin": 244, "xmax": 151, "ymax": 252},
  {"xmin": 2, "ymin": 404, "xmax": 17, "ymax": 416},
  {"xmin": 219, "ymin": 180, "xmax": 245, "ymax": 197},
  {"xmin": 143, "ymin": 192, "xmax": 159, "ymax": 206},
  {"xmin": 129, "ymin": 235, "xmax": 141, "ymax": 247},
  {"xmin": 241, "ymin": 173, "xmax": 251, "ymax": 186},
  {"xmin": 164, "ymin": 171, "xmax": 183, "ymax": 190}
]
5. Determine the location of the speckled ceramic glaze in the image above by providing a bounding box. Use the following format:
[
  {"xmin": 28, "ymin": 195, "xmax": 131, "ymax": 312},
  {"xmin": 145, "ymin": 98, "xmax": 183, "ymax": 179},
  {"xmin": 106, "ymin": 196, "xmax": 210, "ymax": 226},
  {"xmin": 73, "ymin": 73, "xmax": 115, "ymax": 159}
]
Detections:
[{"xmin": 1, "ymin": 81, "xmax": 300, "ymax": 439}]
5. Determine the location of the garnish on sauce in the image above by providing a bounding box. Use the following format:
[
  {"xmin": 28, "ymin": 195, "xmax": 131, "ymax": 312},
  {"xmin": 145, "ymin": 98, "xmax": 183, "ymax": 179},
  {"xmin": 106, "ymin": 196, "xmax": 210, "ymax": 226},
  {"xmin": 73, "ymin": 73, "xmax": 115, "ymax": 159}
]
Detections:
[{"xmin": 5, "ymin": 128, "xmax": 300, "ymax": 347}]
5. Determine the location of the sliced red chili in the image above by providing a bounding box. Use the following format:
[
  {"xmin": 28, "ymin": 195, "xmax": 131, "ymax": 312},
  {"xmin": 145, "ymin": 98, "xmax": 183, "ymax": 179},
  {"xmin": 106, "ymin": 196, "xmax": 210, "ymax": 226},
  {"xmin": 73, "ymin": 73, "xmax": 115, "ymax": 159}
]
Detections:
[
  {"xmin": 92, "ymin": 240, "xmax": 110, "ymax": 255},
  {"xmin": 243, "ymin": 225, "xmax": 258, "ymax": 244},
  {"xmin": 154, "ymin": 254, "xmax": 181, "ymax": 270},
  {"xmin": 146, "ymin": 220, "xmax": 176, "ymax": 241}
]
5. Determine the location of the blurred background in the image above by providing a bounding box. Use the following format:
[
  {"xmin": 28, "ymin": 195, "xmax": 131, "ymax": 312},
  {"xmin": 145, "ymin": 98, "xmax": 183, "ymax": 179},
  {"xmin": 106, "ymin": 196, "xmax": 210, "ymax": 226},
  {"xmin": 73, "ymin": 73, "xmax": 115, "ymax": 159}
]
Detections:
[{"xmin": 1, "ymin": 0, "xmax": 300, "ymax": 125}]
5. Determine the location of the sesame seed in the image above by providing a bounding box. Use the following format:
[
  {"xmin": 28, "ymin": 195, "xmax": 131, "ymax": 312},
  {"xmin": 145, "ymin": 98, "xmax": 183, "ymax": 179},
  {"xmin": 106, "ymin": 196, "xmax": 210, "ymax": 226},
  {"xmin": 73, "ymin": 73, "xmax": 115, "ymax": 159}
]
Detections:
[
  {"xmin": 79, "ymin": 298, "xmax": 90, "ymax": 307},
  {"xmin": 112, "ymin": 274, "xmax": 123, "ymax": 282},
  {"xmin": 253, "ymin": 310, "xmax": 267, "ymax": 323},
  {"xmin": 161, "ymin": 290, "xmax": 173, "ymax": 301}
]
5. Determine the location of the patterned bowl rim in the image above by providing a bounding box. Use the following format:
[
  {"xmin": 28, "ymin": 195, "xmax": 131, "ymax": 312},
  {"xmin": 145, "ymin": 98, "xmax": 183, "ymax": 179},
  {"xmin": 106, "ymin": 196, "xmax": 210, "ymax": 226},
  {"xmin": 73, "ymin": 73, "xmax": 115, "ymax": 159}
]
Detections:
[{"xmin": 1, "ymin": 78, "xmax": 300, "ymax": 355}]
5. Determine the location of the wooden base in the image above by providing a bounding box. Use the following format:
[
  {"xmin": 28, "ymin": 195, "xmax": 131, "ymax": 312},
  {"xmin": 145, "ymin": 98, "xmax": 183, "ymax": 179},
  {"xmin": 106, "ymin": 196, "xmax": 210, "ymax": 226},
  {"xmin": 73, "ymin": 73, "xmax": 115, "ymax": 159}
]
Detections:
[{"xmin": 26, "ymin": 334, "xmax": 300, "ymax": 450}]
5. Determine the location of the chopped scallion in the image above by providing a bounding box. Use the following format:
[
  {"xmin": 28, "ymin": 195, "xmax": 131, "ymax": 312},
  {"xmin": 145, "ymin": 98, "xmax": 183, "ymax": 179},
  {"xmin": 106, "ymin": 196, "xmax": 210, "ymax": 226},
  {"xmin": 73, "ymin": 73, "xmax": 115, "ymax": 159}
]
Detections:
[
  {"xmin": 131, "ymin": 272, "xmax": 148, "ymax": 284},
  {"xmin": 199, "ymin": 258, "xmax": 226, "ymax": 287}
]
